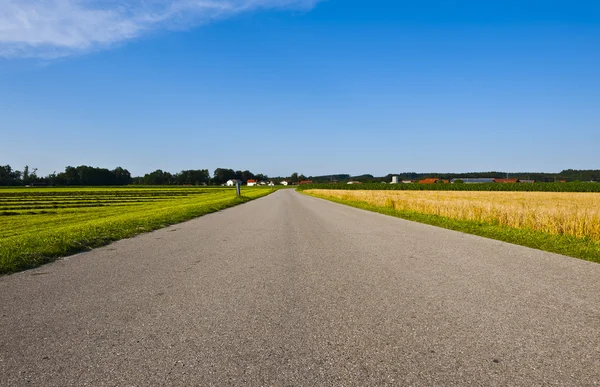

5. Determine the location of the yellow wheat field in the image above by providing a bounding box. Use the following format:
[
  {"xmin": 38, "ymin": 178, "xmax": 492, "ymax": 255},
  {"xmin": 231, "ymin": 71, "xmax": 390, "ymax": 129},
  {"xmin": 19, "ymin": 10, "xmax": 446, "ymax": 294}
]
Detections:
[{"xmin": 306, "ymin": 189, "xmax": 600, "ymax": 242}]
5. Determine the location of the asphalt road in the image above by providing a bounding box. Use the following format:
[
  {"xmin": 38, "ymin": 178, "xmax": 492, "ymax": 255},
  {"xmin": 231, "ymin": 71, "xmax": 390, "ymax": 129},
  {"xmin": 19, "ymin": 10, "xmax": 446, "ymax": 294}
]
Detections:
[{"xmin": 1, "ymin": 189, "xmax": 599, "ymax": 386}]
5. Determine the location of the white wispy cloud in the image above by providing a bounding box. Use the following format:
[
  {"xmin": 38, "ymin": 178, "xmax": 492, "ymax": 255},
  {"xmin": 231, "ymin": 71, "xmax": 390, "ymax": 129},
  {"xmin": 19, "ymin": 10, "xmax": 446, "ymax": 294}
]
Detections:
[{"xmin": 0, "ymin": 0, "xmax": 322, "ymax": 58}]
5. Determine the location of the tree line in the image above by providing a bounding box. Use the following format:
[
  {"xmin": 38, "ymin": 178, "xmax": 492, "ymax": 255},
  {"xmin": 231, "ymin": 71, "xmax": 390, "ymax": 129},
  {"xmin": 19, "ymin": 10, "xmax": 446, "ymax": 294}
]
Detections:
[
  {"xmin": 3, "ymin": 163, "xmax": 598, "ymax": 186},
  {"xmin": 307, "ymin": 170, "xmax": 600, "ymax": 183},
  {"xmin": 0, "ymin": 165, "xmax": 133, "ymax": 186},
  {"xmin": 0, "ymin": 164, "xmax": 277, "ymax": 186}
]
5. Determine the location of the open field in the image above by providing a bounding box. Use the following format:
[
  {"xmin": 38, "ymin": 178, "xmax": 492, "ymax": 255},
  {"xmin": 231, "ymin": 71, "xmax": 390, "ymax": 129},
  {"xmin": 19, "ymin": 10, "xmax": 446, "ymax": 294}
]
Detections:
[
  {"xmin": 299, "ymin": 182, "xmax": 600, "ymax": 192},
  {"xmin": 304, "ymin": 189, "xmax": 600, "ymax": 263},
  {"xmin": 3, "ymin": 190, "xmax": 600, "ymax": 385},
  {"xmin": 0, "ymin": 186, "xmax": 274, "ymax": 274}
]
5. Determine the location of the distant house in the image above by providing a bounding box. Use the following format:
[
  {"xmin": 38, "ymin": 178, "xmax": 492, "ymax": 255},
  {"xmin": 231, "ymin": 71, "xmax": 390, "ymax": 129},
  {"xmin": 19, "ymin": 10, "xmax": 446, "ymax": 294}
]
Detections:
[
  {"xmin": 299, "ymin": 180, "xmax": 313, "ymax": 185},
  {"xmin": 268, "ymin": 181, "xmax": 275, "ymax": 186},
  {"xmin": 347, "ymin": 181, "xmax": 363, "ymax": 185},
  {"xmin": 419, "ymin": 178, "xmax": 441, "ymax": 184},
  {"xmin": 247, "ymin": 179, "xmax": 258, "ymax": 187},
  {"xmin": 520, "ymin": 179, "xmax": 536, "ymax": 184},
  {"xmin": 402, "ymin": 180, "xmax": 415, "ymax": 184},
  {"xmin": 280, "ymin": 181, "xmax": 289, "ymax": 186},
  {"xmin": 258, "ymin": 181, "xmax": 267, "ymax": 185},
  {"xmin": 226, "ymin": 179, "xmax": 243, "ymax": 186},
  {"xmin": 494, "ymin": 178, "xmax": 520, "ymax": 183}
]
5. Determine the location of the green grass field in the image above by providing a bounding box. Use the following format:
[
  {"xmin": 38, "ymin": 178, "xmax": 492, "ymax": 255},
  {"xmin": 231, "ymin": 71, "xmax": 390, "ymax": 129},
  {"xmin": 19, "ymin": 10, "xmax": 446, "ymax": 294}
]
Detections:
[{"xmin": 0, "ymin": 186, "xmax": 274, "ymax": 274}]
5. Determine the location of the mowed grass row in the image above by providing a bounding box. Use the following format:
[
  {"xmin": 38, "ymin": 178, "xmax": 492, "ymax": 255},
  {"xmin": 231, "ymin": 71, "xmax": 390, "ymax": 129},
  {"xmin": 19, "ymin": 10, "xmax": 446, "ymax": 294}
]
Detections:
[
  {"xmin": 0, "ymin": 190, "xmax": 191, "ymax": 215},
  {"xmin": 0, "ymin": 187, "xmax": 274, "ymax": 274},
  {"xmin": 304, "ymin": 189, "xmax": 600, "ymax": 263}
]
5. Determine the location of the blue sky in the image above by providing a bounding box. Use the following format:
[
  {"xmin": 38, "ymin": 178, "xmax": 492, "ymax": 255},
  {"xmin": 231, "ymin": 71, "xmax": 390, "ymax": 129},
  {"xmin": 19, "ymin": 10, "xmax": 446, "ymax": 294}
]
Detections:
[{"xmin": 1, "ymin": 0, "xmax": 599, "ymax": 177}]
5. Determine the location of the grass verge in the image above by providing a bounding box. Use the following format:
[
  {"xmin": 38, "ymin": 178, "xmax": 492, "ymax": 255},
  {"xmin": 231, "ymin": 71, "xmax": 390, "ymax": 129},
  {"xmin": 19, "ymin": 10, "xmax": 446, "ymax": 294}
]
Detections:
[{"xmin": 302, "ymin": 191, "xmax": 600, "ymax": 264}]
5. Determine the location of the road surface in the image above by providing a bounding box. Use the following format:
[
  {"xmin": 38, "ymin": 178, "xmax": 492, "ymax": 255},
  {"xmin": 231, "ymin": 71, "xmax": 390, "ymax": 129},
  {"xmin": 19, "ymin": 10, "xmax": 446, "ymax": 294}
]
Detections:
[{"xmin": 1, "ymin": 189, "xmax": 599, "ymax": 385}]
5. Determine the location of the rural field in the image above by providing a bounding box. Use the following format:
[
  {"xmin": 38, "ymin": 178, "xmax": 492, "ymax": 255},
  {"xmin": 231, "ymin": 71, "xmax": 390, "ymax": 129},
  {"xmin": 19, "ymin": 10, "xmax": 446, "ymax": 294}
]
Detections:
[
  {"xmin": 304, "ymin": 189, "xmax": 600, "ymax": 263},
  {"xmin": 301, "ymin": 182, "xmax": 600, "ymax": 192},
  {"xmin": 0, "ymin": 186, "xmax": 274, "ymax": 274}
]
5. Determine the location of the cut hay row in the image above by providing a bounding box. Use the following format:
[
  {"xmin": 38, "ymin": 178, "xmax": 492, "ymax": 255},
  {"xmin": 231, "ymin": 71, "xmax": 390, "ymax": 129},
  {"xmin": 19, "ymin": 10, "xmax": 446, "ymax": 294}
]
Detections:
[{"xmin": 1, "ymin": 186, "xmax": 275, "ymax": 273}]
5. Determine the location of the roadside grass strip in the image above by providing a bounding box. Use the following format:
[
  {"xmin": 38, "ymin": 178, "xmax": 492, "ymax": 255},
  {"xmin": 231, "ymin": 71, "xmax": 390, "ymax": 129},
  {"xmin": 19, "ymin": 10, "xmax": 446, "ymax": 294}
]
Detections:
[
  {"xmin": 0, "ymin": 187, "xmax": 274, "ymax": 274},
  {"xmin": 302, "ymin": 189, "xmax": 600, "ymax": 264}
]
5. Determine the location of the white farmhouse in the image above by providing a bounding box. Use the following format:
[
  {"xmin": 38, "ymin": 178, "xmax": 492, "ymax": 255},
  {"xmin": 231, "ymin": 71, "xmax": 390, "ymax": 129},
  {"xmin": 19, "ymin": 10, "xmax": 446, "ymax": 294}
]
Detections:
[
  {"xmin": 226, "ymin": 179, "xmax": 243, "ymax": 187},
  {"xmin": 247, "ymin": 180, "xmax": 258, "ymax": 187},
  {"xmin": 280, "ymin": 181, "xmax": 289, "ymax": 186}
]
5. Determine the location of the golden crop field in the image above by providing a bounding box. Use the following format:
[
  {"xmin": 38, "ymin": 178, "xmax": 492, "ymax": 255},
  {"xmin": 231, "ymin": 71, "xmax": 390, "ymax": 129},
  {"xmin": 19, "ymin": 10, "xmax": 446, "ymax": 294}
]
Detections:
[{"xmin": 305, "ymin": 189, "xmax": 600, "ymax": 242}]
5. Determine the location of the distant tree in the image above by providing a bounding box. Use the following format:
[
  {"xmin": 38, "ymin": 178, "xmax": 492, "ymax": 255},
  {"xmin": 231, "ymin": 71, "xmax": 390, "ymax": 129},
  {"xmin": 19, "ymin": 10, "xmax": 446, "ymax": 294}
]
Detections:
[
  {"xmin": 143, "ymin": 169, "xmax": 174, "ymax": 185},
  {"xmin": 298, "ymin": 174, "xmax": 307, "ymax": 181},
  {"xmin": 22, "ymin": 165, "xmax": 29, "ymax": 182},
  {"xmin": 0, "ymin": 165, "xmax": 23, "ymax": 186},
  {"xmin": 61, "ymin": 166, "xmax": 79, "ymax": 185},
  {"xmin": 27, "ymin": 167, "xmax": 38, "ymax": 185},
  {"xmin": 290, "ymin": 172, "xmax": 299, "ymax": 183},
  {"xmin": 51, "ymin": 165, "xmax": 132, "ymax": 185},
  {"xmin": 306, "ymin": 174, "xmax": 351, "ymax": 183},
  {"xmin": 213, "ymin": 168, "xmax": 237, "ymax": 185},
  {"xmin": 112, "ymin": 167, "xmax": 132, "ymax": 185},
  {"xmin": 240, "ymin": 170, "xmax": 255, "ymax": 182},
  {"xmin": 351, "ymin": 174, "xmax": 374, "ymax": 182},
  {"xmin": 255, "ymin": 173, "xmax": 268, "ymax": 182},
  {"xmin": 175, "ymin": 169, "xmax": 210, "ymax": 185}
]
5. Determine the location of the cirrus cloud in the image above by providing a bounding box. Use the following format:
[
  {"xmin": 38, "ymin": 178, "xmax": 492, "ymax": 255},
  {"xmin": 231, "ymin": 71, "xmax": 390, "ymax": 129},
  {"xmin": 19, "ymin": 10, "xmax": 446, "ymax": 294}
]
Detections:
[{"xmin": 0, "ymin": 0, "xmax": 323, "ymax": 58}]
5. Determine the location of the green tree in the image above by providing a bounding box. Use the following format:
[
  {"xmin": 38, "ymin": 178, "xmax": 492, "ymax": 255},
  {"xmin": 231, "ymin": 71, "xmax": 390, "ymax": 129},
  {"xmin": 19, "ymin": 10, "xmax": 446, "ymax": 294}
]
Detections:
[
  {"xmin": 255, "ymin": 174, "xmax": 268, "ymax": 182},
  {"xmin": 0, "ymin": 165, "xmax": 22, "ymax": 186},
  {"xmin": 240, "ymin": 170, "xmax": 255, "ymax": 182},
  {"xmin": 213, "ymin": 168, "xmax": 237, "ymax": 185}
]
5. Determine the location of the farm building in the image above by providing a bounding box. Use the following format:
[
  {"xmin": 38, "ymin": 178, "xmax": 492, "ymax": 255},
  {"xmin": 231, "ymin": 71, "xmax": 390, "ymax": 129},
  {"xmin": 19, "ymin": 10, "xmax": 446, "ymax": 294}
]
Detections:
[
  {"xmin": 226, "ymin": 179, "xmax": 243, "ymax": 186},
  {"xmin": 419, "ymin": 178, "xmax": 441, "ymax": 184},
  {"xmin": 347, "ymin": 181, "xmax": 363, "ymax": 185},
  {"xmin": 520, "ymin": 179, "xmax": 536, "ymax": 184},
  {"xmin": 494, "ymin": 178, "xmax": 520, "ymax": 183},
  {"xmin": 280, "ymin": 181, "xmax": 289, "ymax": 186},
  {"xmin": 247, "ymin": 179, "xmax": 258, "ymax": 186},
  {"xmin": 299, "ymin": 180, "xmax": 313, "ymax": 185},
  {"xmin": 391, "ymin": 176, "xmax": 399, "ymax": 184}
]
